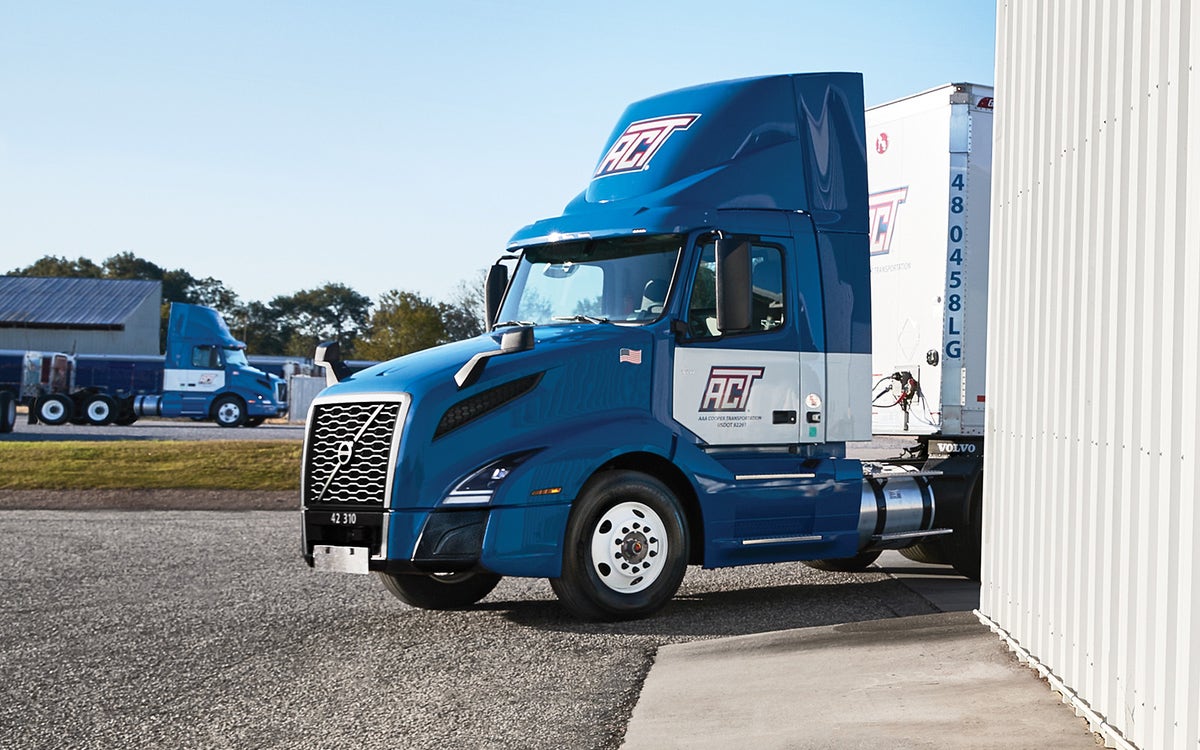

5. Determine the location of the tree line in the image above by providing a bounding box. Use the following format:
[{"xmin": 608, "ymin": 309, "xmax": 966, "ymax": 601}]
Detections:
[{"xmin": 8, "ymin": 253, "xmax": 486, "ymax": 360}]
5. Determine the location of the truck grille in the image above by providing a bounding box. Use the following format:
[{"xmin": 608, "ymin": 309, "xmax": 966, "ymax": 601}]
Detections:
[{"xmin": 304, "ymin": 400, "xmax": 403, "ymax": 508}]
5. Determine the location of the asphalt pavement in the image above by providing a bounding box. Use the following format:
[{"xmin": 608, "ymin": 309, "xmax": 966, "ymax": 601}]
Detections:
[{"xmin": 0, "ymin": 509, "xmax": 940, "ymax": 750}]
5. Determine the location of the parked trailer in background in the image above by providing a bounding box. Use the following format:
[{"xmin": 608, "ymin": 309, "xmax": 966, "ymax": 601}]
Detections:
[
  {"xmin": 866, "ymin": 82, "xmax": 994, "ymax": 568},
  {"xmin": 0, "ymin": 303, "xmax": 287, "ymax": 427}
]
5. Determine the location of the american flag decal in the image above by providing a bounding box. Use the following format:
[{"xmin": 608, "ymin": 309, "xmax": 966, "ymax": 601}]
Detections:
[{"xmin": 619, "ymin": 348, "xmax": 643, "ymax": 365}]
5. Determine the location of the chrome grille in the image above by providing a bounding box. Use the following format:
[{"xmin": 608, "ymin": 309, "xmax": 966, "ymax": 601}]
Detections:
[{"xmin": 304, "ymin": 400, "xmax": 402, "ymax": 507}]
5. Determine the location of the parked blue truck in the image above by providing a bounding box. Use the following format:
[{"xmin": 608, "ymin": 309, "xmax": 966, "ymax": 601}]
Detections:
[
  {"xmin": 2, "ymin": 302, "xmax": 287, "ymax": 428},
  {"xmin": 301, "ymin": 72, "xmax": 985, "ymax": 620}
]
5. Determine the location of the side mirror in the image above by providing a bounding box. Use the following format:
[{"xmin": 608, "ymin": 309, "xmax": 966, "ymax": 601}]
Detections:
[
  {"xmin": 715, "ymin": 236, "xmax": 752, "ymax": 332},
  {"xmin": 485, "ymin": 263, "xmax": 509, "ymax": 331},
  {"xmin": 314, "ymin": 340, "xmax": 350, "ymax": 387},
  {"xmin": 454, "ymin": 325, "xmax": 535, "ymax": 389},
  {"xmin": 499, "ymin": 326, "xmax": 534, "ymax": 354}
]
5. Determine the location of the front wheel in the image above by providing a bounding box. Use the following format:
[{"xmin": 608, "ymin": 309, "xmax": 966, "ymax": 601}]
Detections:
[
  {"xmin": 376, "ymin": 571, "xmax": 501, "ymax": 609},
  {"xmin": 550, "ymin": 470, "xmax": 689, "ymax": 621},
  {"xmin": 212, "ymin": 395, "xmax": 246, "ymax": 427}
]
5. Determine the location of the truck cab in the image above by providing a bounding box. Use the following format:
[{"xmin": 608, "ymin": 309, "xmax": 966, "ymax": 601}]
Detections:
[
  {"xmin": 302, "ymin": 73, "xmax": 948, "ymax": 620},
  {"xmin": 158, "ymin": 303, "xmax": 287, "ymax": 426},
  {"xmin": 19, "ymin": 302, "xmax": 287, "ymax": 427}
]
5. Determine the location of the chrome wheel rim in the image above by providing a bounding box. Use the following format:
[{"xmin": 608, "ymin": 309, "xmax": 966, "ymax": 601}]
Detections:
[{"xmin": 589, "ymin": 501, "xmax": 666, "ymax": 594}]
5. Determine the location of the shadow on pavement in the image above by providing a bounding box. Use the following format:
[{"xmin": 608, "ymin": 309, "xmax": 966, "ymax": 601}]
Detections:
[{"xmin": 492, "ymin": 577, "xmax": 937, "ymax": 638}]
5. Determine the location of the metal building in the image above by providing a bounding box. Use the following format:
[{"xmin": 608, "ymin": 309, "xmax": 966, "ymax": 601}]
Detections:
[
  {"xmin": 980, "ymin": 1, "xmax": 1199, "ymax": 748},
  {"xmin": 0, "ymin": 277, "xmax": 163, "ymax": 355}
]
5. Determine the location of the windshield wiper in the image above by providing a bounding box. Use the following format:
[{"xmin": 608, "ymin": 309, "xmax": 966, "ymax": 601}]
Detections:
[
  {"xmin": 552, "ymin": 315, "xmax": 611, "ymax": 324},
  {"xmin": 491, "ymin": 320, "xmax": 535, "ymax": 328}
]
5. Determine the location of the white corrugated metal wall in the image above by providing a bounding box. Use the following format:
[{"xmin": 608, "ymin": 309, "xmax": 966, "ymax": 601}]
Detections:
[{"xmin": 981, "ymin": 1, "xmax": 1199, "ymax": 748}]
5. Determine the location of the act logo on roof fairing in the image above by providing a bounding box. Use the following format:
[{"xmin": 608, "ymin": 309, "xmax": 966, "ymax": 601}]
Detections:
[{"xmin": 593, "ymin": 114, "xmax": 700, "ymax": 178}]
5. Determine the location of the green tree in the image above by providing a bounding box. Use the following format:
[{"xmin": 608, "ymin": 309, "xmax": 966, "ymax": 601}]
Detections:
[
  {"xmin": 102, "ymin": 251, "xmax": 165, "ymax": 281},
  {"xmin": 357, "ymin": 290, "xmax": 448, "ymax": 360},
  {"xmin": 188, "ymin": 276, "xmax": 241, "ymax": 311},
  {"xmin": 225, "ymin": 300, "xmax": 286, "ymax": 355},
  {"xmin": 9, "ymin": 255, "xmax": 103, "ymax": 277},
  {"xmin": 439, "ymin": 271, "xmax": 487, "ymax": 342},
  {"xmin": 268, "ymin": 283, "xmax": 372, "ymax": 357}
]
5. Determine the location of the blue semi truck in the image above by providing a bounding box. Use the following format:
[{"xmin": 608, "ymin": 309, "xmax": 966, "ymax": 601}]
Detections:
[
  {"xmin": 301, "ymin": 72, "xmax": 985, "ymax": 620},
  {"xmin": 2, "ymin": 302, "xmax": 287, "ymax": 429}
]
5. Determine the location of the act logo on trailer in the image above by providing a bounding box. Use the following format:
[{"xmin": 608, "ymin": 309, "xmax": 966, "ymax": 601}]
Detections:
[
  {"xmin": 594, "ymin": 114, "xmax": 700, "ymax": 178},
  {"xmin": 869, "ymin": 187, "xmax": 909, "ymax": 256},
  {"xmin": 699, "ymin": 366, "xmax": 765, "ymax": 412}
]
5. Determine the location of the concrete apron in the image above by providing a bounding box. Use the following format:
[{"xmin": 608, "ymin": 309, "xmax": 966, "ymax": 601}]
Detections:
[{"xmin": 620, "ymin": 611, "xmax": 1100, "ymax": 750}]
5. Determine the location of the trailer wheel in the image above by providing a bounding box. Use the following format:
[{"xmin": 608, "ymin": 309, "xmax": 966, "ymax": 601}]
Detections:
[
  {"xmin": 0, "ymin": 392, "xmax": 14, "ymax": 434},
  {"xmin": 802, "ymin": 550, "xmax": 882, "ymax": 572},
  {"xmin": 946, "ymin": 483, "xmax": 983, "ymax": 580},
  {"xmin": 212, "ymin": 395, "xmax": 246, "ymax": 427},
  {"xmin": 35, "ymin": 394, "xmax": 73, "ymax": 426},
  {"xmin": 83, "ymin": 394, "xmax": 117, "ymax": 426},
  {"xmin": 899, "ymin": 542, "xmax": 948, "ymax": 565},
  {"xmin": 550, "ymin": 470, "xmax": 689, "ymax": 621},
  {"xmin": 376, "ymin": 571, "xmax": 502, "ymax": 609}
]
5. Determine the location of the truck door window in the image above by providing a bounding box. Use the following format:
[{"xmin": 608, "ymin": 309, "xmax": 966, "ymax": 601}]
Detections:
[
  {"xmin": 192, "ymin": 345, "xmax": 221, "ymax": 369},
  {"xmin": 687, "ymin": 242, "xmax": 785, "ymax": 338}
]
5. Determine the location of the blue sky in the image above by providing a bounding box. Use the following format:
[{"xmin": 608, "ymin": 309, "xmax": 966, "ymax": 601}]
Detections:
[{"xmin": 1, "ymin": 1, "xmax": 996, "ymax": 307}]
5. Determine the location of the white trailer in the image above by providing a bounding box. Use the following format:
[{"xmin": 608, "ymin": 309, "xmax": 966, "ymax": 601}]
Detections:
[{"xmin": 866, "ymin": 83, "xmax": 994, "ymax": 439}]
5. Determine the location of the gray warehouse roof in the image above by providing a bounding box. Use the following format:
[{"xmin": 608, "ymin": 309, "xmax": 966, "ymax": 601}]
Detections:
[{"xmin": 0, "ymin": 276, "xmax": 162, "ymax": 330}]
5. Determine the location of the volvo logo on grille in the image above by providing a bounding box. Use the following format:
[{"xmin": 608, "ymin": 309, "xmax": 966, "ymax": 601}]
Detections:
[{"xmin": 336, "ymin": 439, "xmax": 355, "ymax": 466}]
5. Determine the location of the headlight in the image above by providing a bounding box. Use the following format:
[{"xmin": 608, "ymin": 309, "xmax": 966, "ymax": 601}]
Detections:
[{"xmin": 442, "ymin": 451, "xmax": 537, "ymax": 506}]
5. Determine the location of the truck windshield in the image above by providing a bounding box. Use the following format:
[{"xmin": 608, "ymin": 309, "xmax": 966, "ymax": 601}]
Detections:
[
  {"xmin": 497, "ymin": 235, "xmax": 682, "ymax": 325},
  {"xmin": 223, "ymin": 347, "xmax": 249, "ymax": 367}
]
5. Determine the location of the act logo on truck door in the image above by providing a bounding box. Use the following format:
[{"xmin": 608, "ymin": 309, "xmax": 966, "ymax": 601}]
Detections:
[
  {"xmin": 699, "ymin": 366, "xmax": 764, "ymax": 412},
  {"xmin": 673, "ymin": 349, "xmax": 814, "ymax": 445}
]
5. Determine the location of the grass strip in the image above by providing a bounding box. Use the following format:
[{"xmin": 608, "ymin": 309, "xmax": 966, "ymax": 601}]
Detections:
[{"xmin": 0, "ymin": 440, "xmax": 301, "ymax": 490}]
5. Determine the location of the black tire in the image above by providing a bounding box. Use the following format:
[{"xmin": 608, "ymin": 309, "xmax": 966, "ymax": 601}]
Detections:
[
  {"xmin": 83, "ymin": 394, "xmax": 117, "ymax": 426},
  {"xmin": 946, "ymin": 483, "xmax": 983, "ymax": 580},
  {"xmin": 802, "ymin": 550, "xmax": 882, "ymax": 572},
  {"xmin": 211, "ymin": 395, "xmax": 246, "ymax": 427},
  {"xmin": 898, "ymin": 541, "xmax": 949, "ymax": 565},
  {"xmin": 35, "ymin": 393, "xmax": 73, "ymax": 426},
  {"xmin": 0, "ymin": 391, "xmax": 14, "ymax": 434},
  {"xmin": 376, "ymin": 571, "xmax": 501, "ymax": 609},
  {"xmin": 246, "ymin": 416, "xmax": 266, "ymax": 427},
  {"xmin": 550, "ymin": 470, "xmax": 689, "ymax": 621}
]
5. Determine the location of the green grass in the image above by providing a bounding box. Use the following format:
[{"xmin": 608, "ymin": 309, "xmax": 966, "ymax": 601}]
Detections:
[{"xmin": 0, "ymin": 441, "xmax": 301, "ymax": 490}]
